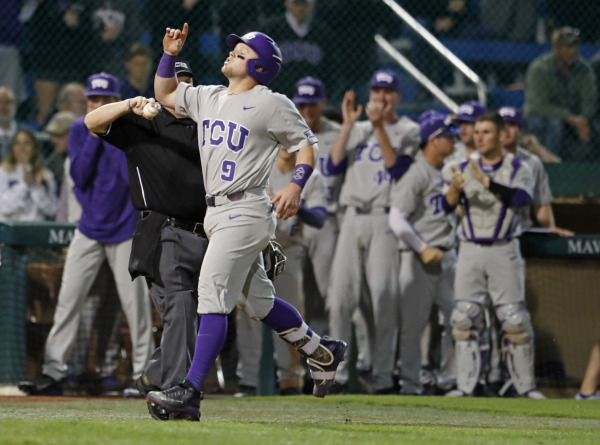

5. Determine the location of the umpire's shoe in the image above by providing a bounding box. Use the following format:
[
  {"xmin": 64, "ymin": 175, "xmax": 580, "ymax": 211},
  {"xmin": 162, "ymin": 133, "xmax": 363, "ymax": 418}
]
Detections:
[
  {"xmin": 307, "ymin": 336, "xmax": 347, "ymax": 398},
  {"xmin": 18, "ymin": 375, "xmax": 63, "ymax": 396},
  {"xmin": 147, "ymin": 379, "xmax": 203, "ymax": 421}
]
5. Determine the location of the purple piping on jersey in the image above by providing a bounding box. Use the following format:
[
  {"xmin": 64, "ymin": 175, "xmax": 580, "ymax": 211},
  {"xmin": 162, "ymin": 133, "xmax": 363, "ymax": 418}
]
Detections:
[
  {"xmin": 387, "ymin": 155, "xmax": 413, "ymax": 180},
  {"xmin": 461, "ymin": 192, "xmax": 476, "ymax": 239},
  {"xmin": 503, "ymin": 212, "xmax": 519, "ymax": 239},
  {"xmin": 492, "ymin": 205, "xmax": 507, "ymax": 240},
  {"xmin": 510, "ymin": 155, "xmax": 522, "ymax": 181},
  {"xmin": 479, "ymin": 157, "xmax": 504, "ymax": 173},
  {"xmin": 326, "ymin": 156, "xmax": 348, "ymax": 175}
]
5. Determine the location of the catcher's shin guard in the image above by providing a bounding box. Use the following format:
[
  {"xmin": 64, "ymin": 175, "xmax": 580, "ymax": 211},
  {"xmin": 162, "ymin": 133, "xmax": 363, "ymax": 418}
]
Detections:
[
  {"xmin": 451, "ymin": 301, "xmax": 485, "ymax": 395},
  {"xmin": 278, "ymin": 323, "xmax": 347, "ymax": 397}
]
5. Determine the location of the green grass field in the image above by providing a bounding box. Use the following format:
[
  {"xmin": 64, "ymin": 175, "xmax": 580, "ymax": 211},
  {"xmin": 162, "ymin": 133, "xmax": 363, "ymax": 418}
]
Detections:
[{"xmin": 2, "ymin": 395, "xmax": 600, "ymax": 445}]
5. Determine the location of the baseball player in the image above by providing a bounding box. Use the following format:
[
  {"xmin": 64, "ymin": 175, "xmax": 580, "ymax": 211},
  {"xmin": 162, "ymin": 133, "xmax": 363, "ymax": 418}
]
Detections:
[
  {"xmin": 236, "ymin": 145, "xmax": 327, "ymax": 395},
  {"xmin": 389, "ymin": 112, "xmax": 460, "ymax": 395},
  {"xmin": 19, "ymin": 73, "xmax": 154, "ymax": 396},
  {"xmin": 442, "ymin": 111, "xmax": 544, "ymax": 398},
  {"xmin": 327, "ymin": 70, "xmax": 420, "ymax": 393},
  {"xmin": 146, "ymin": 24, "xmax": 346, "ymax": 419},
  {"xmin": 84, "ymin": 61, "xmax": 210, "ymax": 419},
  {"xmin": 498, "ymin": 106, "xmax": 574, "ymax": 237},
  {"xmin": 447, "ymin": 101, "xmax": 487, "ymax": 162},
  {"xmin": 290, "ymin": 77, "xmax": 343, "ymax": 320}
]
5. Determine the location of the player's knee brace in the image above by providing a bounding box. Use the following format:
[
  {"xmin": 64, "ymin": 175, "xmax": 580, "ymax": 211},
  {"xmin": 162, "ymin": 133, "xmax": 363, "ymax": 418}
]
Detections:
[
  {"xmin": 450, "ymin": 301, "xmax": 484, "ymax": 341},
  {"xmin": 495, "ymin": 303, "xmax": 533, "ymax": 345}
]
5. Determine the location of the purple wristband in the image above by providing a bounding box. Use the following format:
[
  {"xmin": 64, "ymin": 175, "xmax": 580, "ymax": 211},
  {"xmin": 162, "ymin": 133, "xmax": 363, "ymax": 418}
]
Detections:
[
  {"xmin": 291, "ymin": 163, "xmax": 313, "ymax": 189},
  {"xmin": 157, "ymin": 52, "xmax": 176, "ymax": 78}
]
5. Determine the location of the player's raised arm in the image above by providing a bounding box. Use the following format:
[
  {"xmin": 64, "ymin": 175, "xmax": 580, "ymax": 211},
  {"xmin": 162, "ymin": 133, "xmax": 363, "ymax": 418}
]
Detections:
[
  {"xmin": 154, "ymin": 23, "xmax": 188, "ymax": 109},
  {"xmin": 271, "ymin": 144, "xmax": 315, "ymax": 220},
  {"xmin": 329, "ymin": 90, "xmax": 362, "ymax": 166}
]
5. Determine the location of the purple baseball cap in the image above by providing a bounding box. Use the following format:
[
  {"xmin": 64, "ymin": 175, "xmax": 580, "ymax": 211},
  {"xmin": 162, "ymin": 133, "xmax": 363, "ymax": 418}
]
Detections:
[
  {"xmin": 498, "ymin": 106, "xmax": 524, "ymax": 127},
  {"xmin": 292, "ymin": 76, "xmax": 326, "ymax": 104},
  {"xmin": 418, "ymin": 109, "xmax": 444, "ymax": 124},
  {"xmin": 420, "ymin": 114, "xmax": 462, "ymax": 143},
  {"xmin": 455, "ymin": 100, "xmax": 487, "ymax": 122},
  {"xmin": 85, "ymin": 72, "xmax": 120, "ymax": 97},
  {"xmin": 369, "ymin": 69, "xmax": 400, "ymax": 91}
]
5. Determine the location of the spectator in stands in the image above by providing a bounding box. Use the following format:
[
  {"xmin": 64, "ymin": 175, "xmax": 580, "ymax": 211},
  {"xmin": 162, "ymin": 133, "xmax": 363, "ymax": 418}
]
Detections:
[
  {"xmin": 480, "ymin": 0, "xmax": 537, "ymax": 42},
  {"xmin": 0, "ymin": 86, "xmax": 21, "ymax": 160},
  {"xmin": 55, "ymin": 83, "xmax": 88, "ymax": 118},
  {"xmin": 25, "ymin": 0, "xmax": 90, "ymax": 126},
  {"xmin": 0, "ymin": 129, "xmax": 57, "ymax": 222},
  {"xmin": 260, "ymin": 0, "xmax": 340, "ymax": 100},
  {"xmin": 44, "ymin": 111, "xmax": 77, "ymax": 192},
  {"xmin": 498, "ymin": 106, "xmax": 574, "ymax": 236},
  {"xmin": 0, "ymin": 0, "xmax": 27, "ymax": 104},
  {"xmin": 575, "ymin": 341, "xmax": 600, "ymax": 400},
  {"xmin": 120, "ymin": 43, "xmax": 154, "ymax": 100},
  {"xmin": 523, "ymin": 27, "xmax": 597, "ymax": 160},
  {"xmin": 87, "ymin": 0, "xmax": 144, "ymax": 77}
]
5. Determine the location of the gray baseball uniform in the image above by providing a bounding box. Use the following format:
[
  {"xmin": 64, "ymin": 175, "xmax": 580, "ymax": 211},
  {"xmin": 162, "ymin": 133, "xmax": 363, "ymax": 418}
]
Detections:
[
  {"xmin": 390, "ymin": 154, "xmax": 457, "ymax": 395},
  {"xmin": 328, "ymin": 117, "xmax": 420, "ymax": 391},
  {"xmin": 302, "ymin": 118, "xmax": 344, "ymax": 301},
  {"xmin": 236, "ymin": 168, "xmax": 326, "ymax": 390},
  {"xmin": 174, "ymin": 82, "xmax": 317, "ymax": 318},
  {"xmin": 442, "ymin": 153, "xmax": 538, "ymax": 395},
  {"xmin": 515, "ymin": 146, "xmax": 553, "ymax": 229}
]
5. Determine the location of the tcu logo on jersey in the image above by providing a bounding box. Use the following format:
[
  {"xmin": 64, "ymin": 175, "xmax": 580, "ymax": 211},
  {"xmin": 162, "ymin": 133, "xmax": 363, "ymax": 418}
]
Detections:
[
  {"xmin": 90, "ymin": 78, "xmax": 110, "ymax": 90},
  {"xmin": 355, "ymin": 143, "xmax": 385, "ymax": 163},
  {"xmin": 202, "ymin": 119, "xmax": 250, "ymax": 152}
]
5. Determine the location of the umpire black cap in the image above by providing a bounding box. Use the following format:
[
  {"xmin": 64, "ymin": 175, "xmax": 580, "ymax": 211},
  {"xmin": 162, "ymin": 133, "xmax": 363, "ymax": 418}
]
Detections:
[{"xmin": 175, "ymin": 57, "xmax": 194, "ymax": 78}]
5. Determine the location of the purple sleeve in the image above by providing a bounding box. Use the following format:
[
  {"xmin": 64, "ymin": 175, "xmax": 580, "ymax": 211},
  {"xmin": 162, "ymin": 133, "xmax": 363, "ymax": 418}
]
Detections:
[
  {"xmin": 326, "ymin": 156, "xmax": 348, "ymax": 175},
  {"xmin": 441, "ymin": 195, "xmax": 457, "ymax": 213},
  {"xmin": 387, "ymin": 155, "xmax": 413, "ymax": 180},
  {"xmin": 69, "ymin": 120, "xmax": 103, "ymax": 191},
  {"xmin": 297, "ymin": 206, "xmax": 327, "ymax": 228},
  {"xmin": 488, "ymin": 180, "xmax": 532, "ymax": 207}
]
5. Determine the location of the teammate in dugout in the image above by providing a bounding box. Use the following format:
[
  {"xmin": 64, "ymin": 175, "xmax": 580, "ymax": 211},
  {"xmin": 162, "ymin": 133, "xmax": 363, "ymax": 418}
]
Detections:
[
  {"xmin": 327, "ymin": 69, "xmax": 421, "ymax": 393},
  {"xmin": 389, "ymin": 112, "xmax": 460, "ymax": 396},
  {"xmin": 84, "ymin": 60, "xmax": 209, "ymax": 420},
  {"xmin": 498, "ymin": 106, "xmax": 574, "ymax": 237},
  {"xmin": 146, "ymin": 24, "xmax": 347, "ymax": 419},
  {"xmin": 442, "ymin": 111, "xmax": 544, "ymax": 398}
]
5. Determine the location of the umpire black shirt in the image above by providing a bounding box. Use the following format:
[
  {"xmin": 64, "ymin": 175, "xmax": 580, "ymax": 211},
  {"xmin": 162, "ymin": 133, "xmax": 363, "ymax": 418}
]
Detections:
[{"xmin": 99, "ymin": 106, "xmax": 206, "ymax": 221}]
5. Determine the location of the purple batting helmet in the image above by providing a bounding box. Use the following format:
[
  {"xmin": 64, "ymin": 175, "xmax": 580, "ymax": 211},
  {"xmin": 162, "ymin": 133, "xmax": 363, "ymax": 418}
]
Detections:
[
  {"xmin": 225, "ymin": 32, "xmax": 282, "ymax": 85},
  {"xmin": 417, "ymin": 109, "xmax": 444, "ymax": 124},
  {"xmin": 420, "ymin": 114, "xmax": 462, "ymax": 143}
]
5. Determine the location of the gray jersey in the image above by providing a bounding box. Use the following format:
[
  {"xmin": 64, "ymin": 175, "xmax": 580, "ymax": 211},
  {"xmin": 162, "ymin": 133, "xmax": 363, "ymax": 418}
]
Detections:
[
  {"xmin": 391, "ymin": 154, "xmax": 456, "ymax": 250},
  {"xmin": 515, "ymin": 146, "xmax": 553, "ymax": 229},
  {"xmin": 175, "ymin": 83, "xmax": 317, "ymax": 196},
  {"xmin": 314, "ymin": 118, "xmax": 344, "ymax": 213},
  {"xmin": 269, "ymin": 165, "xmax": 326, "ymax": 247},
  {"xmin": 445, "ymin": 140, "xmax": 468, "ymax": 164},
  {"xmin": 339, "ymin": 117, "xmax": 420, "ymax": 208},
  {"xmin": 442, "ymin": 153, "xmax": 533, "ymax": 241}
]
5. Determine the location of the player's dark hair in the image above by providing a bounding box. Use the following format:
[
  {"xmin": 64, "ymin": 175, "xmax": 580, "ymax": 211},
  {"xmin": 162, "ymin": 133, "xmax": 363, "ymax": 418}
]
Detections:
[{"xmin": 475, "ymin": 111, "xmax": 506, "ymax": 132}]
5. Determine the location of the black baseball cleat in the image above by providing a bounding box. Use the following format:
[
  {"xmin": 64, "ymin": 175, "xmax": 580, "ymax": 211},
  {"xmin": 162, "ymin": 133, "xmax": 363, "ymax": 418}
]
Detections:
[
  {"xmin": 307, "ymin": 336, "xmax": 347, "ymax": 398},
  {"xmin": 18, "ymin": 375, "xmax": 63, "ymax": 396},
  {"xmin": 147, "ymin": 379, "xmax": 203, "ymax": 421}
]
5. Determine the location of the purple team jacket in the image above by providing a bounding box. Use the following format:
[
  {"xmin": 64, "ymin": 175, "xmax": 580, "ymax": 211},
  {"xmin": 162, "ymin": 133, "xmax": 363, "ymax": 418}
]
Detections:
[{"xmin": 68, "ymin": 117, "xmax": 137, "ymax": 243}]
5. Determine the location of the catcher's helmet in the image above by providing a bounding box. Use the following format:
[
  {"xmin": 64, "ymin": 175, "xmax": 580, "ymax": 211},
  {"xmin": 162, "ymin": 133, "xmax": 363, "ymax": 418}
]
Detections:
[{"xmin": 225, "ymin": 32, "xmax": 282, "ymax": 85}]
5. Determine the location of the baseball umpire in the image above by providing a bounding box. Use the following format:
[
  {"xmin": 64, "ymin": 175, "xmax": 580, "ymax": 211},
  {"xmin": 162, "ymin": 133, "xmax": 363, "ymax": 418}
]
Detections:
[
  {"xmin": 84, "ymin": 60, "xmax": 208, "ymax": 420},
  {"xmin": 146, "ymin": 25, "xmax": 346, "ymax": 420}
]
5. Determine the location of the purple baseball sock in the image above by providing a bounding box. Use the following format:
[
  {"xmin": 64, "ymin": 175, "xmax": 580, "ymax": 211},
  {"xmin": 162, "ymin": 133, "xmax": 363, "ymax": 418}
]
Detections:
[
  {"xmin": 261, "ymin": 297, "xmax": 313, "ymax": 337},
  {"xmin": 185, "ymin": 313, "xmax": 228, "ymax": 391}
]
